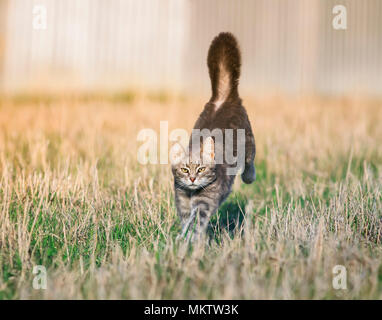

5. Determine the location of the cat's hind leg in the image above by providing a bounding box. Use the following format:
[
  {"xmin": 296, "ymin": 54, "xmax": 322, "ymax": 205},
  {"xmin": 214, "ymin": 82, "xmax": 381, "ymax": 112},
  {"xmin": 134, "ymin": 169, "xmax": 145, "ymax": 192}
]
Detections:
[{"xmin": 241, "ymin": 161, "xmax": 256, "ymax": 184}]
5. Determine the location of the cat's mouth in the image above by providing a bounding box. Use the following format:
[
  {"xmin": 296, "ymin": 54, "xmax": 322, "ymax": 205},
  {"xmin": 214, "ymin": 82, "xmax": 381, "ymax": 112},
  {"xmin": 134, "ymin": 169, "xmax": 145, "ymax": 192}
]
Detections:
[{"xmin": 185, "ymin": 181, "xmax": 207, "ymax": 191}]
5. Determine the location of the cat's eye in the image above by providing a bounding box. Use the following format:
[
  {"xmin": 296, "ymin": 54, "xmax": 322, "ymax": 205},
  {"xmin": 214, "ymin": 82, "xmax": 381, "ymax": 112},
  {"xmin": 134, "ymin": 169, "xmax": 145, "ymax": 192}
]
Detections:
[
  {"xmin": 197, "ymin": 167, "xmax": 206, "ymax": 173},
  {"xmin": 180, "ymin": 167, "xmax": 189, "ymax": 173}
]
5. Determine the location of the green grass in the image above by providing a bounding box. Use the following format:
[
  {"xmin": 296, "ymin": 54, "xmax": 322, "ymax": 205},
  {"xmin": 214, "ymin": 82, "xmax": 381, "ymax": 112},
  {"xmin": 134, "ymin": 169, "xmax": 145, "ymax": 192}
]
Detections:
[
  {"xmin": 1, "ymin": 153, "xmax": 380, "ymax": 299},
  {"xmin": 0, "ymin": 96, "xmax": 381, "ymax": 299}
]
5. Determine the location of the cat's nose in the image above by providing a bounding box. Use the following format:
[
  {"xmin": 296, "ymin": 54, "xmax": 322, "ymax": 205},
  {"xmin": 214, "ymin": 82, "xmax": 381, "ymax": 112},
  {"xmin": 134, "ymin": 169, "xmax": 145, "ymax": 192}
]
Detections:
[{"xmin": 190, "ymin": 177, "xmax": 196, "ymax": 183}]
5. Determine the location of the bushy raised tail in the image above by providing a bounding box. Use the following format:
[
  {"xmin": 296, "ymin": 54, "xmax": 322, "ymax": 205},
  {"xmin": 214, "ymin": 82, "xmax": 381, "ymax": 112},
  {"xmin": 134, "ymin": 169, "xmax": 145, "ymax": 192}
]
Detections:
[{"xmin": 207, "ymin": 32, "xmax": 241, "ymax": 106}]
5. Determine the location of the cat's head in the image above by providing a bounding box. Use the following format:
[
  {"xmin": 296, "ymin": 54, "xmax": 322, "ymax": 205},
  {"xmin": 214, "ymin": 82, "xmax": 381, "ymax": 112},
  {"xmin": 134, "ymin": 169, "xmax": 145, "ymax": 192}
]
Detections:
[{"xmin": 171, "ymin": 137, "xmax": 216, "ymax": 190}]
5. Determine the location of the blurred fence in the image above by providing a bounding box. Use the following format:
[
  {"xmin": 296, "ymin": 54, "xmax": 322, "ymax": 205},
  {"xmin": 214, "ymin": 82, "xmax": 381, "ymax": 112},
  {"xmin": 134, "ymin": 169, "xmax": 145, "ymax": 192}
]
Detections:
[{"xmin": 0, "ymin": 0, "xmax": 381, "ymax": 96}]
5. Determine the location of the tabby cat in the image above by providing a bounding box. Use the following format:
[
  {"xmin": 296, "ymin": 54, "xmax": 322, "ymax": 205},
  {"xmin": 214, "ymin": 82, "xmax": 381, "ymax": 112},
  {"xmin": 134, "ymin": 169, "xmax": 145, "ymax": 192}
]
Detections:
[{"xmin": 171, "ymin": 32, "xmax": 256, "ymax": 241}]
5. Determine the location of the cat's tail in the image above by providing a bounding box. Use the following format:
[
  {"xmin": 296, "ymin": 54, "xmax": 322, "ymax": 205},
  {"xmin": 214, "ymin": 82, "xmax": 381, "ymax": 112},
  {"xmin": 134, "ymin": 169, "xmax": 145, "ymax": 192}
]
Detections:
[{"xmin": 207, "ymin": 32, "xmax": 241, "ymax": 105}]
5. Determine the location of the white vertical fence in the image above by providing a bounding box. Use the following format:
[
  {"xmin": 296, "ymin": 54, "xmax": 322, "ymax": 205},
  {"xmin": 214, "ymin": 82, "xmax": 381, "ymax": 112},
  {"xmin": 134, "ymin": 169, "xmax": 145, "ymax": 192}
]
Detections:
[{"xmin": 0, "ymin": 0, "xmax": 381, "ymax": 96}]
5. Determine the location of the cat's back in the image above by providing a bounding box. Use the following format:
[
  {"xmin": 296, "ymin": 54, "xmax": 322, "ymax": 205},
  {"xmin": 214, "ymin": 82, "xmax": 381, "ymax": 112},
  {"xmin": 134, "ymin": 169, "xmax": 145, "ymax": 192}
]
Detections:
[{"xmin": 193, "ymin": 100, "xmax": 251, "ymax": 132}]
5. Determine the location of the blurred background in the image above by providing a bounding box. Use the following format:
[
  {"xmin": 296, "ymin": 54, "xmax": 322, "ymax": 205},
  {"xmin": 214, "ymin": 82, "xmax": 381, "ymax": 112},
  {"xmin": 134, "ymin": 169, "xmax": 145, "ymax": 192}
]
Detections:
[{"xmin": 0, "ymin": 0, "xmax": 381, "ymax": 97}]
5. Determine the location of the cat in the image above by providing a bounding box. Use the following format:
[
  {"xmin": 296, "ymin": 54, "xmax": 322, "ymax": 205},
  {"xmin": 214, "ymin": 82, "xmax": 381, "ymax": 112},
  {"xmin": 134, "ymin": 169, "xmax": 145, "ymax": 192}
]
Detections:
[{"xmin": 171, "ymin": 32, "xmax": 256, "ymax": 241}]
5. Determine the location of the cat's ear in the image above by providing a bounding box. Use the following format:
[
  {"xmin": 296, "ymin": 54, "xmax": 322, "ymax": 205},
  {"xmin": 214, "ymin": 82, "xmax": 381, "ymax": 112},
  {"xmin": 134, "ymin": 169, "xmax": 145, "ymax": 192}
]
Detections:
[
  {"xmin": 170, "ymin": 143, "xmax": 186, "ymax": 165},
  {"xmin": 202, "ymin": 136, "xmax": 215, "ymax": 163}
]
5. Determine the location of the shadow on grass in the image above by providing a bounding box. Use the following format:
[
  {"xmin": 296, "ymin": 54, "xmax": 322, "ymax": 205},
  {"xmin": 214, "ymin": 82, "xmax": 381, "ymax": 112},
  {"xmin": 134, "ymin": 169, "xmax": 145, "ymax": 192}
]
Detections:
[{"xmin": 207, "ymin": 193, "xmax": 248, "ymax": 241}]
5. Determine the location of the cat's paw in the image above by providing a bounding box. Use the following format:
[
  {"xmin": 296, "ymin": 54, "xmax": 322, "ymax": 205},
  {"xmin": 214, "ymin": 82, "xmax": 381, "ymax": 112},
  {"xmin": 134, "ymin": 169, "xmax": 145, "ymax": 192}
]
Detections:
[
  {"xmin": 190, "ymin": 232, "xmax": 207, "ymax": 244},
  {"xmin": 175, "ymin": 234, "xmax": 184, "ymax": 242},
  {"xmin": 241, "ymin": 162, "xmax": 256, "ymax": 184}
]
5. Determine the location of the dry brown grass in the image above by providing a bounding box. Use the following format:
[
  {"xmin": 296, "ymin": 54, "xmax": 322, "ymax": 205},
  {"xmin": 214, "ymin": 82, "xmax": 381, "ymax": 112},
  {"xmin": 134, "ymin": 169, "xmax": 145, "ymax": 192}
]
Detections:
[{"xmin": 0, "ymin": 94, "xmax": 381, "ymax": 299}]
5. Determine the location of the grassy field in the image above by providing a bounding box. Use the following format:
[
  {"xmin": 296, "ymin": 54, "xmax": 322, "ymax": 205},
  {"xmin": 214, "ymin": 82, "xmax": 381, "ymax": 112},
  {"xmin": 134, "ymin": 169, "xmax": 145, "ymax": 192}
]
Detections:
[{"xmin": 0, "ymin": 93, "xmax": 381, "ymax": 299}]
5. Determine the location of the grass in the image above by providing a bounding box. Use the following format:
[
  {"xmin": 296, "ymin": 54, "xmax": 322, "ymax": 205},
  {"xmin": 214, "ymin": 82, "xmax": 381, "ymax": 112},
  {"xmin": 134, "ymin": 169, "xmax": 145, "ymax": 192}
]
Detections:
[{"xmin": 0, "ymin": 94, "xmax": 381, "ymax": 299}]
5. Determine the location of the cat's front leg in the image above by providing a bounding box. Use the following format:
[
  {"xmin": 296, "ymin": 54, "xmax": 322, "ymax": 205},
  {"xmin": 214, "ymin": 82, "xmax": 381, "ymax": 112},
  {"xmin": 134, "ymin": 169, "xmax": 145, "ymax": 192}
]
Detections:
[
  {"xmin": 179, "ymin": 207, "xmax": 197, "ymax": 239},
  {"xmin": 178, "ymin": 203, "xmax": 215, "ymax": 242},
  {"xmin": 174, "ymin": 185, "xmax": 218, "ymax": 242},
  {"xmin": 188, "ymin": 198, "xmax": 219, "ymax": 242},
  {"xmin": 174, "ymin": 187, "xmax": 193, "ymax": 240}
]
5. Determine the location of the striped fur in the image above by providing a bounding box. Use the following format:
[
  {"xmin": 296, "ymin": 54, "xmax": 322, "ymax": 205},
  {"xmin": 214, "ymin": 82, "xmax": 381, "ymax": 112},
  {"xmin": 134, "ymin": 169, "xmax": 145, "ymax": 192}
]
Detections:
[{"xmin": 172, "ymin": 33, "xmax": 256, "ymax": 242}]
